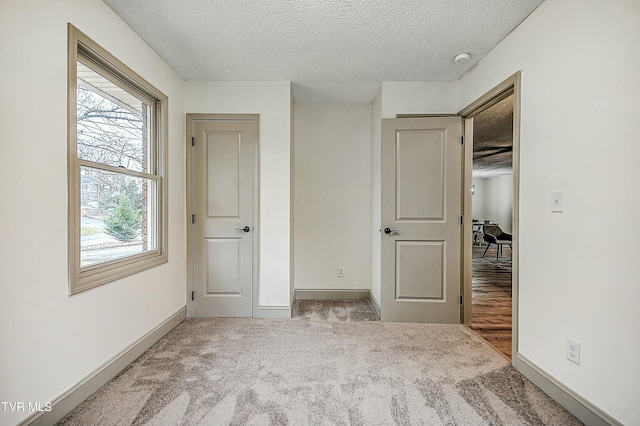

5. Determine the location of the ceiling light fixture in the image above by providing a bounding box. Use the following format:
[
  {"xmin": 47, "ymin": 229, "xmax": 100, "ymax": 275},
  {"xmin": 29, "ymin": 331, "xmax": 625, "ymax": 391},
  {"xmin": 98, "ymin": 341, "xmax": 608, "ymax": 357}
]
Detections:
[{"xmin": 454, "ymin": 52, "xmax": 470, "ymax": 63}]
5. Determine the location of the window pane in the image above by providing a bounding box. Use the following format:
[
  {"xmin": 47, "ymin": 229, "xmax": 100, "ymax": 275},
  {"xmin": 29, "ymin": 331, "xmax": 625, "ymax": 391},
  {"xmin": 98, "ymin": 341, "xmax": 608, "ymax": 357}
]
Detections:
[
  {"xmin": 76, "ymin": 60, "xmax": 152, "ymax": 172},
  {"xmin": 80, "ymin": 167, "xmax": 157, "ymax": 268}
]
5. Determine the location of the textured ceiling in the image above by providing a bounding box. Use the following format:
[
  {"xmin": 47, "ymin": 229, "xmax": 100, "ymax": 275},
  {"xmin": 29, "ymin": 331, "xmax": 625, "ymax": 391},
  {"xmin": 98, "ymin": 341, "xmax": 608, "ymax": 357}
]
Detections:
[
  {"xmin": 102, "ymin": 0, "xmax": 544, "ymax": 103},
  {"xmin": 473, "ymin": 95, "xmax": 513, "ymax": 178}
]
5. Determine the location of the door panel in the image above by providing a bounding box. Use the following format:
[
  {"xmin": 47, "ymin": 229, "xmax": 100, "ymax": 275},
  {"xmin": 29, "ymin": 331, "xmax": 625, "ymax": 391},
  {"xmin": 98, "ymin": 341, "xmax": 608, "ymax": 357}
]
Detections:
[
  {"xmin": 206, "ymin": 133, "xmax": 241, "ymax": 217},
  {"xmin": 206, "ymin": 238, "xmax": 241, "ymax": 295},
  {"xmin": 395, "ymin": 240, "xmax": 444, "ymax": 300},
  {"xmin": 194, "ymin": 119, "xmax": 255, "ymax": 317},
  {"xmin": 396, "ymin": 130, "xmax": 445, "ymax": 221},
  {"xmin": 381, "ymin": 117, "xmax": 462, "ymax": 323}
]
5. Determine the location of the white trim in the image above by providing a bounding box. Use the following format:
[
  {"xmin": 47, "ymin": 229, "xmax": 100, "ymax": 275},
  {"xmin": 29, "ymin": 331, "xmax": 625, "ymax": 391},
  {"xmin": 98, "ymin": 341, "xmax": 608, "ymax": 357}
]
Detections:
[
  {"xmin": 514, "ymin": 354, "xmax": 621, "ymax": 426},
  {"xmin": 255, "ymin": 305, "xmax": 292, "ymax": 319},
  {"xmin": 369, "ymin": 292, "xmax": 381, "ymax": 318},
  {"xmin": 20, "ymin": 307, "xmax": 186, "ymax": 426},
  {"xmin": 458, "ymin": 71, "xmax": 521, "ymax": 361},
  {"xmin": 295, "ymin": 289, "xmax": 371, "ymax": 300}
]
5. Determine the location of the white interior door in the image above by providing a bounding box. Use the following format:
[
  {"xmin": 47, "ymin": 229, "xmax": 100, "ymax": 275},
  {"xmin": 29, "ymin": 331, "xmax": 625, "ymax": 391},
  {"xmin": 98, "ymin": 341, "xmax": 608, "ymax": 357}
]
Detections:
[
  {"xmin": 193, "ymin": 118, "xmax": 256, "ymax": 317},
  {"xmin": 381, "ymin": 117, "xmax": 462, "ymax": 323}
]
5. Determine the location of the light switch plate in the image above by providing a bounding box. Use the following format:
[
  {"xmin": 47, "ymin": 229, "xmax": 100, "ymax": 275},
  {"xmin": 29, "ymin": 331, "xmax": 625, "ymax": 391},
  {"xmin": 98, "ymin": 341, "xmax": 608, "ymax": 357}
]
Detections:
[{"xmin": 551, "ymin": 191, "xmax": 564, "ymax": 212}]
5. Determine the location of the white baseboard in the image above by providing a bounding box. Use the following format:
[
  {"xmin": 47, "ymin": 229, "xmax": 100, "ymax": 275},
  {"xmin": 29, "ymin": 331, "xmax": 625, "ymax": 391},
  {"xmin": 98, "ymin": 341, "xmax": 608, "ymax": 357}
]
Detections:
[
  {"xmin": 368, "ymin": 292, "xmax": 381, "ymax": 318},
  {"xmin": 21, "ymin": 307, "xmax": 186, "ymax": 426},
  {"xmin": 295, "ymin": 289, "xmax": 371, "ymax": 300},
  {"xmin": 514, "ymin": 354, "xmax": 620, "ymax": 426},
  {"xmin": 255, "ymin": 305, "xmax": 292, "ymax": 319}
]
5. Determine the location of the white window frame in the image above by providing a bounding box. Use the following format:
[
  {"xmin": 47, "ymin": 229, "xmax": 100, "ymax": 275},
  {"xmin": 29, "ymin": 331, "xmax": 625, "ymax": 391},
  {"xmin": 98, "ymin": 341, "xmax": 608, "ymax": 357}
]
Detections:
[{"xmin": 68, "ymin": 24, "xmax": 168, "ymax": 295}]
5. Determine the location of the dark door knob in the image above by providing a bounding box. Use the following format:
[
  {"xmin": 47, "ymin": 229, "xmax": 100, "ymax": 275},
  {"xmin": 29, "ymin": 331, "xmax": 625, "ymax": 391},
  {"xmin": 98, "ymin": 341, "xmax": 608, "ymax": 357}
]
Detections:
[
  {"xmin": 383, "ymin": 227, "xmax": 399, "ymax": 235},
  {"xmin": 235, "ymin": 226, "xmax": 251, "ymax": 233}
]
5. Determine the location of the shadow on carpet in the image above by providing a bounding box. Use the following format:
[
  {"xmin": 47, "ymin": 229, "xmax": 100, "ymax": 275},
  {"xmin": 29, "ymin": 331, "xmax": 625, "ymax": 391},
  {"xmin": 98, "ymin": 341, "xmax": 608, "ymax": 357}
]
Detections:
[{"xmin": 57, "ymin": 318, "xmax": 580, "ymax": 425}]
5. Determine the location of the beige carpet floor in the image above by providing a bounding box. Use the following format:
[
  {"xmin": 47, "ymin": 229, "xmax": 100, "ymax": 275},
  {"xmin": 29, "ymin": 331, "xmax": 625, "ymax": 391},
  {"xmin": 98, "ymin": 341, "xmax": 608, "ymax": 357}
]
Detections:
[
  {"xmin": 292, "ymin": 299, "xmax": 380, "ymax": 322},
  {"xmin": 58, "ymin": 302, "xmax": 581, "ymax": 425}
]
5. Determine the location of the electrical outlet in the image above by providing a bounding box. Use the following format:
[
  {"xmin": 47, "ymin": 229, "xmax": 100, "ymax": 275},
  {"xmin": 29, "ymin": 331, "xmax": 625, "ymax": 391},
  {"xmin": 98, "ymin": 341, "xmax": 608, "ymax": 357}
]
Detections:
[
  {"xmin": 337, "ymin": 266, "xmax": 344, "ymax": 277},
  {"xmin": 566, "ymin": 337, "xmax": 581, "ymax": 365}
]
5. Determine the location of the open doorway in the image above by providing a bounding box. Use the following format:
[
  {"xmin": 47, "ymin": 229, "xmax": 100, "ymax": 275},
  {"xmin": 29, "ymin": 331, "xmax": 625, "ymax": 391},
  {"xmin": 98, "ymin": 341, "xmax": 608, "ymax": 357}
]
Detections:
[
  {"xmin": 469, "ymin": 95, "xmax": 514, "ymax": 359},
  {"xmin": 460, "ymin": 73, "xmax": 520, "ymax": 362}
]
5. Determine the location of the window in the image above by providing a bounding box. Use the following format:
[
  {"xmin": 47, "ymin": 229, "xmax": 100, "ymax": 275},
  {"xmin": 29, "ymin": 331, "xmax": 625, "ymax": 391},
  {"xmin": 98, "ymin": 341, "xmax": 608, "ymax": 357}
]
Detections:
[{"xmin": 68, "ymin": 24, "xmax": 167, "ymax": 294}]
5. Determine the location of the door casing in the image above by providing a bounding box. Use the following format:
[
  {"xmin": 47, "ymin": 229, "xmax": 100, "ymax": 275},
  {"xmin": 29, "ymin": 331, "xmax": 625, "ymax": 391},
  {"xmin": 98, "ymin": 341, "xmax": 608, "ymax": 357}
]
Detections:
[
  {"xmin": 186, "ymin": 113, "xmax": 260, "ymax": 318},
  {"xmin": 458, "ymin": 72, "xmax": 521, "ymax": 363}
]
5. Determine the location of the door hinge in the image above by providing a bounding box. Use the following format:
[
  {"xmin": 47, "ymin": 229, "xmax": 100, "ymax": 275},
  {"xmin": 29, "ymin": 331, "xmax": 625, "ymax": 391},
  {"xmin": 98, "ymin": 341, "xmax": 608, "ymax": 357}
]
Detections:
[
  {"xmin": 460, "ymin": 215, "xmax": 464, "ymax": 226},
  {"xmin": 191, "ymin": 214, "xmax": 195, "ymax": 224},
  {"xmin": 461, "ymin": 136, "xmax": 465, "ymax": 146},
  {"xmin": 191, "ymin": 136, "xmax": 195, "ymax": 147},
  {"xmin": 460, "ymin": 295, "xmax": 463, "ymax": 305},
  {"xmin": 191, "ymin": 291, "xmax": 195, "ymax": 301}
]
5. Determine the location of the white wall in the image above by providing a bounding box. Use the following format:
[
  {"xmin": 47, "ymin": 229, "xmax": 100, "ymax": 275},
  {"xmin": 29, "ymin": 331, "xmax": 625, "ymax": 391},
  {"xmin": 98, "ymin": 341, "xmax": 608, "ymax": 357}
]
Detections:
[
  {"xmin": 184, "ymin": 81, "xmax": 293, "ymax": 309},
  {"xmin": 381, "ymin": 81, "xmax": 457, "ymax": 117},
  {"xmin": 370, "ymin": 88, "xmax": 383, "ymax": 305},
  {"xmin": 471, "ymin": 178, "xmax": 487, "ymax": 220},
  {"xmin": 458, "ymin": 0, "xmax": 640, "ymax": 422},
  {"xmin": 294, "ymin": 104, "xmax": 372, "ymax": 291},
  {"xmin": 486, "ymin": 175, "xmax": 513, "ymax": 233},
  {"xmin": 473, "ymin": 175, "xmax": 513, "ymax": 233},
  {"xmin": 0, "ymin": 1, "xmax": 186, "ymax": 425}
]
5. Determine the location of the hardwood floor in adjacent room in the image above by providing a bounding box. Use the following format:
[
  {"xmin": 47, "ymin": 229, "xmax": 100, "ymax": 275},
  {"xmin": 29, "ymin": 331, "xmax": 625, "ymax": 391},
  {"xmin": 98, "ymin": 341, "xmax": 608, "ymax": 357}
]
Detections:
[{"xmin": 470, "ymin": 245, "xmax": 512, "ymax": 360}]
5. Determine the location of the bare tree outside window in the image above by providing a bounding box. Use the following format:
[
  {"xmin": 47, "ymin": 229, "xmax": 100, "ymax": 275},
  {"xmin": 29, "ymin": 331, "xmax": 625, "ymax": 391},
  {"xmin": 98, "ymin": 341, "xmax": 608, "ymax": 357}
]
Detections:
[
  {"xmin": 76, "ymin": 86, "xmax": 146, "ymax": 170},
  {"xmin": 77, "ymin": 77, "xmax": 153, "ymax": 267}
]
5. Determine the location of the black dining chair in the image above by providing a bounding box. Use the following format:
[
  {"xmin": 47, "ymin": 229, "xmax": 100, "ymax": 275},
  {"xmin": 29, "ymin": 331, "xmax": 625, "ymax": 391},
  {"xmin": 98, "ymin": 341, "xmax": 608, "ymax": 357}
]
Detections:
[{"xmin": 482, "ymin": 225, "xmax": 512, "ymax": 262}]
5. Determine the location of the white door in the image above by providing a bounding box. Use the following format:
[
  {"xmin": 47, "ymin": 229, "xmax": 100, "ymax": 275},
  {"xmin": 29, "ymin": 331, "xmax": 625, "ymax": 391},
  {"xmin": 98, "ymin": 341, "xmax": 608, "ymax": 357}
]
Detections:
[
  {"xmin": 381, "ymin": 117, "xmax": 462, "ymax": 323},
  {"xmin": 192, "ymin": 118, "xmax": 257, "ymax": 317}
]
